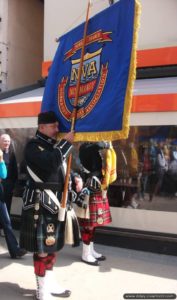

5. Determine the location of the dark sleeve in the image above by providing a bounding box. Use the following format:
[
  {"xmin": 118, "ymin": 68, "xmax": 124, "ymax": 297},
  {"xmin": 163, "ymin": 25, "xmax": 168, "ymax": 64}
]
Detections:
[
  {"xmin": 8, "ymin": 152, "xmax": 18, "ymax": 182},
  {"xmin": 25, "ymin": 139, "xmax": 73, "ymax": 176},
  {"xmin": 54, "ymin": 139, "xmax": 73, "ymax": 161}
]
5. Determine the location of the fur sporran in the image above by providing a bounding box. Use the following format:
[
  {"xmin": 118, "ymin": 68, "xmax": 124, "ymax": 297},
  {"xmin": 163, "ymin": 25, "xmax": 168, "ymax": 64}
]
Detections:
[
  {"xmin": 74, "ymin": 193, "xmax": 90, "ymax": 219},
  {"xmin": 64, "ymin": 207, "xmax": 80, "ymax": 247}
]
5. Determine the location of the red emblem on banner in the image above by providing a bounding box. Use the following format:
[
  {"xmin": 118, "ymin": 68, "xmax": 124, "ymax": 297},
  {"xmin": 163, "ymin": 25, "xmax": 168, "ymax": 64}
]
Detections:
[{"xmin": 58, "ymin": 30, "xmax": 112, "ymax": 121}]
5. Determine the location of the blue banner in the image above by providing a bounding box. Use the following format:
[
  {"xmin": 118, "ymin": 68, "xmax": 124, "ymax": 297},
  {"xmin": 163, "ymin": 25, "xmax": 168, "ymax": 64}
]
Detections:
[{"xmin": 42, "ymin": 0, "xmax": 140, "ymax": 141}]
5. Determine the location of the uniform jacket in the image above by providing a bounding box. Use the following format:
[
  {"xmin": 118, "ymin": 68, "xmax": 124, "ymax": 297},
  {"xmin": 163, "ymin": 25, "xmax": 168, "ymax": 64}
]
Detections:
[
  {"xmin": 23, "ymin": 130, "xmax": 73, "ymax": 213},
  {"xmin": 1, "ymin": 149, "xmax": 18, "ymax": 201}
]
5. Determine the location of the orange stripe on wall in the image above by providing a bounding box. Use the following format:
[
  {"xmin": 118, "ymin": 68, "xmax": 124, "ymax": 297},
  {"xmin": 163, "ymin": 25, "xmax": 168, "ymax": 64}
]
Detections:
[
  {"xmin": 0, "ymin": 102, "xmax": 41, "ymax": 118},
  {"xmin": 137, "ymin": 46, "xmax": 177, "ymax": 68},
  {"xmin": 131, "ymin": 94, "xmax": 177, "ymax": 112},
  {"xmin": 42, "ymin": 46, "xmax": 177, "ymax": 77},
  {"xmin": 1, "ymin": 94, "xmax": 177, "ymax": 118}
]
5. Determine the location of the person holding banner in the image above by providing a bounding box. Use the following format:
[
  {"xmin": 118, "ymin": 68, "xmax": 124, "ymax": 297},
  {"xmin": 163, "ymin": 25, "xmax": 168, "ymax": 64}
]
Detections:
[
  {"xmin": 76, "ymin": 141, "xmax": 117, "ymax": 266},
  {"xmin": 20, "ymin": 111, "xmax": 75, "ymax": 300}
]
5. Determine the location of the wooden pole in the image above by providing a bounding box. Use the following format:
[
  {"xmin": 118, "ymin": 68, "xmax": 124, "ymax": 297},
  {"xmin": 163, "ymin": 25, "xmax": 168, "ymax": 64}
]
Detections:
[{"xmin": 61, "ymin": 0, "xmax": 91, "ymax": 209}]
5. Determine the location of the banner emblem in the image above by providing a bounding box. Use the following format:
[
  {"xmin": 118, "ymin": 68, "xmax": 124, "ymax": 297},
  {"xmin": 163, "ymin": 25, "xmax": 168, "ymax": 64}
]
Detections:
[
  {"xmin": 69, "ymin": 49, "xmax": 101, "ymax": 107},
  {"xmin": 58, "ymin": 47, "xmax": 108, "ymax": 121}
]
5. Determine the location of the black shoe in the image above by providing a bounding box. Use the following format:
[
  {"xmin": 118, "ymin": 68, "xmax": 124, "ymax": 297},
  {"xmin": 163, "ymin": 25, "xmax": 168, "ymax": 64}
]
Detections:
[
  {"xmin": 11, "ymin": 248, "xmax": 27, "ymax": 259},
  {"xmin": 52, "ymin": 290, "xmax": 71, "ymax": 298},
  {"xmin": 81, "ymin": 258, "xmax": 99, "ymax": 266},
  {"xmin": 97, "ymin": 255, "xmax": 106, "ymax": 261}
]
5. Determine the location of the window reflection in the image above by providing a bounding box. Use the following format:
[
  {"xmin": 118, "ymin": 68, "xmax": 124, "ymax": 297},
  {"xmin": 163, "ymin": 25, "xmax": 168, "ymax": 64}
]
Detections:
[
  {"xmin": 108, "ymin": 126, "xmax": 177, "ymax": 212},
  {"xmin": 1, "ymin": 126, "xmax": 177, "ymax": 213}
]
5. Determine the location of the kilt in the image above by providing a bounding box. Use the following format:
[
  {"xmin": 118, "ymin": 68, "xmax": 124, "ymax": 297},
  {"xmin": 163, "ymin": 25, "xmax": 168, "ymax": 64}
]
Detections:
[
  {"xmin": 78, "ymin": 191, "xmax": 112, "ymax": 228},
  {"xmin": 19, "ymin": 207, "xmax": 65, "ymax": 253}
]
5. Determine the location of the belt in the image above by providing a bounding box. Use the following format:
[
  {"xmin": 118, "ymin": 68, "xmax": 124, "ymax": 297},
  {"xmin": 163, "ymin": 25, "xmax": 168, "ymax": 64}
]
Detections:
[{"xmin": 27, "ymin": 181, "xmax": 63, "ymax": 191}]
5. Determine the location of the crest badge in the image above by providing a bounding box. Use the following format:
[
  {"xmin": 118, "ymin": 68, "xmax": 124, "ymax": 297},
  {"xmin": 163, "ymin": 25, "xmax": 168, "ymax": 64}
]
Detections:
[
  {"xmin": 58, "ymin": 30, "xmax": 112, "ymax": 122},
  {"xmin": 69, "ymin": 50, "xmax": 101, "ymax": 107}
]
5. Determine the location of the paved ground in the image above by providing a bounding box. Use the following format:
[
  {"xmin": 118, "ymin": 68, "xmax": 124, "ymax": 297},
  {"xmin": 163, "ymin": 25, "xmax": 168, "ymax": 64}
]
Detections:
[{"xmin": 0, "ymin": 231, "xmax": 177, "ymax": 300}]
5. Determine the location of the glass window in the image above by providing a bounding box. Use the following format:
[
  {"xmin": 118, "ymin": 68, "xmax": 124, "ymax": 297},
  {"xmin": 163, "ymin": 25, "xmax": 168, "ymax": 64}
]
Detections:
[{"xmin": 108, "ymin": 126, "xmax": 177, "ymax": 212}]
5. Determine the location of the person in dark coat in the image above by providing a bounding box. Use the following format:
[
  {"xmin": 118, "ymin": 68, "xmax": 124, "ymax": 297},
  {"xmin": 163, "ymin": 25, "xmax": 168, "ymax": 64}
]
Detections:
[
  {"xmin": 77, "ymin": 142, "xmax": 113, "ymax": 266},
  {"xmin": 20, "ymin": 111, "xmax": 75, "ymax": 300},
  {"xmin": 0, "ymin": 133, "xmax": 18, "ymax": 215},
  {"xmin": 0, "ymin": 148, "xmax": 26, "ymax": 258}
]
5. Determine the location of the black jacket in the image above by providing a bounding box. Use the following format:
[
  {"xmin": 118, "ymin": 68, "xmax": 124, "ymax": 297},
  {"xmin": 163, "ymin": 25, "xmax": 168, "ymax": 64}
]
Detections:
[{"xmin": 24, "ymin": 130, "xmax": 73, "ymax": 194}]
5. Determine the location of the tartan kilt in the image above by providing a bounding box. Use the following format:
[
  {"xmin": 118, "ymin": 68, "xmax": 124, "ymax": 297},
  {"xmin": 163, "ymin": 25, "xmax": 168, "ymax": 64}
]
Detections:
[
  {"xmin": 19, "ymin": 208, "xmax": 65, "ymax": 253},
  {"xmin": 78, "ymin": 191, "xmax": 112, "ymax": 228}
]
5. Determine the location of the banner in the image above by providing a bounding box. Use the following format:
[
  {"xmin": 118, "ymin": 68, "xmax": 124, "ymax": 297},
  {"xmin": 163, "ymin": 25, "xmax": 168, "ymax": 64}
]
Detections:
[{"xmin": 42, "ymin": 0, "xmax": 140, "ymax": 141}]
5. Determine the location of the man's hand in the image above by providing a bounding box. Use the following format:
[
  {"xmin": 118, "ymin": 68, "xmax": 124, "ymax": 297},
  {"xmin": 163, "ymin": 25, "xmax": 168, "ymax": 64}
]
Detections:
[
  {"xmin": 64, "ymin": 131, "xmax": 74, "ymax": 143},
  {"xmin": 74, "ymin": 176, "xmax": 83, "ymax": 193}
]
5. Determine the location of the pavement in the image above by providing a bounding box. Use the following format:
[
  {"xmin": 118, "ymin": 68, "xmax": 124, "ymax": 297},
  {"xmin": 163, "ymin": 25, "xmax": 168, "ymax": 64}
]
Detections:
[{"xmin": 0, "ymin": 230, "xmax": 177, "ymax": 300}]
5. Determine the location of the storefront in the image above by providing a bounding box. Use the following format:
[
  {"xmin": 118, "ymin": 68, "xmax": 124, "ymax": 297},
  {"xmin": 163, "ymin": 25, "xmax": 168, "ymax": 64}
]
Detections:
[
  {"xmin": 1, "ymin": 0, "xmax": 177, "ymax": 253},
  {"xmin": 1, "ymin": 72, "xmax": 177, "ymax": 255}
]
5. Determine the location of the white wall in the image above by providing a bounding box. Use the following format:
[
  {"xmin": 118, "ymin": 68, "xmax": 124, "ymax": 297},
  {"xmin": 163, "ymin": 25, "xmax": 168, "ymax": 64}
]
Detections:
[
  {"xmin": 44, "ymin": 0, "xmax": 177, "ymax": 61},
  {"xmin": 44, "ymin": 0, "xmax": 109, "ymax": 61},
  {"xmin": 138, "ymin": 0, "xmax": 177, "ymax": 49}
]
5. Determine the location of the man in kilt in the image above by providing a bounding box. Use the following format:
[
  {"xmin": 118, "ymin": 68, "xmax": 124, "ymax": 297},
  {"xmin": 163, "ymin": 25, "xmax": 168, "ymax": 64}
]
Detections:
[
  {"xmin": 77, "ymin": 142, "xmax": 113, "ymax": 266},
  {"xmin": 20, "ymin": 111, "xmax": 74, "ymax": 300}
]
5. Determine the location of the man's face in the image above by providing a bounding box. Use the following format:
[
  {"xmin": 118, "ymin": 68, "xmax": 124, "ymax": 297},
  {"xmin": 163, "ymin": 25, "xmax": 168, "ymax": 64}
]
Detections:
[
  {"xmin": 0, "ymin": 135, "xmax": 11, "ymax": 151},
  {"xmin": 40, "ymin": 122, "xmax": 59, "ymax": 139}
]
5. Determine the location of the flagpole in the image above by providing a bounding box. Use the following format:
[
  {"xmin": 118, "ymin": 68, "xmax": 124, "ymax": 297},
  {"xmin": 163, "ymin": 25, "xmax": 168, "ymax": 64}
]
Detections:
[
  {"xmin": 60, "ymin": 0, "xmax": 91, "ymax": 210},
  {"xmin": 71, "ymin": 0, "xmax": 91, "ymax": 130}
]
